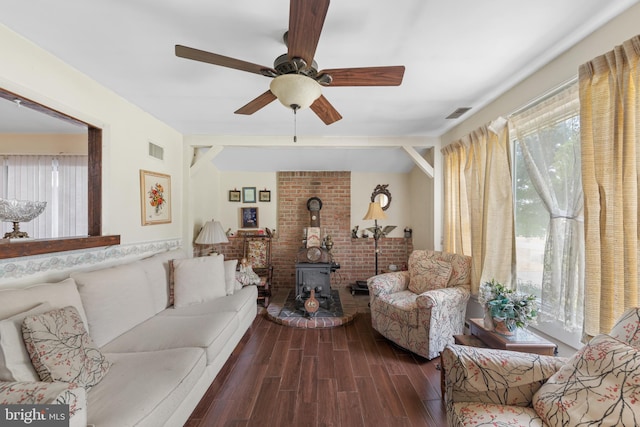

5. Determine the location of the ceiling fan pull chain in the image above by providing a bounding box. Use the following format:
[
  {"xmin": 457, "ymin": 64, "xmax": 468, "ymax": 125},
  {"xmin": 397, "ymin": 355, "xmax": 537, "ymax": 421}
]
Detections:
[{"xmin": 293, "ymin": 105, "xmax": 299, "ymax": 143}]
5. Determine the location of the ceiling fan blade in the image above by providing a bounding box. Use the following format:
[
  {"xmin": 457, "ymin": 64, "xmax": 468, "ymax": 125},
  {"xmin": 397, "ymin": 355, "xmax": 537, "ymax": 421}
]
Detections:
[
  {"xmin": 288, "ymin": 0, "xmax": 330, "ymax": 67},
  {"xmin": 234, "ymin": 90, "xmax": 277, "ymax": 115},
  {"xmin": 310, "ymin": 95, "xmax": 342, "ymax": 125},
  {"xmin": 175, "ymin": 45, "xmax": 276, "ymax": 76},
  {"xmin": 318, "ymin": 66, "xmax": 406, "ymax": 86}
]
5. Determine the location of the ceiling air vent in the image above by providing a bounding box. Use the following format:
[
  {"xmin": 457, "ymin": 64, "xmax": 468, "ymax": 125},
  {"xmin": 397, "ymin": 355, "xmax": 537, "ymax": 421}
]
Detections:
[
  {"xmin": 446, "ymin": 107, "xmax": 471, "ymax": 119},
  {"xmin": 148, "ymin": 142, "xmax": 164, "ymax": 160}
]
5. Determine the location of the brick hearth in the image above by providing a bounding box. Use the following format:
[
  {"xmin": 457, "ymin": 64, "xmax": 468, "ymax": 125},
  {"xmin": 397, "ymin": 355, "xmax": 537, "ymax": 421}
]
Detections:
[{"xmin": 263, "ymin": 286, "xmax": 370, "ymax": 329}]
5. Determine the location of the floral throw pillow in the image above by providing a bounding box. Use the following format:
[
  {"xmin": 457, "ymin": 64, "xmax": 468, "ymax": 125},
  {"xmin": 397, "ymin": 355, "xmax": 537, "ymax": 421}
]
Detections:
[
  {"xmin": 22, "ymin": 306, "xmax": 111, "ymax": 389},
  {"xmin": 408, "ymin": 255, "xmax": 453, "ymax": 294},
  {"xmin": 533, "ymin": 334, "xmax": 640, "ymax": 426}
]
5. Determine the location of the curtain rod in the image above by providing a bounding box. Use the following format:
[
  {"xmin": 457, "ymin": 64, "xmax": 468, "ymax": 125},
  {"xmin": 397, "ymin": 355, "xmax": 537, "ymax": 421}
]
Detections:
[{"xmin": 508, "ymin": 75, "xmax": 578, "ymax": 118}]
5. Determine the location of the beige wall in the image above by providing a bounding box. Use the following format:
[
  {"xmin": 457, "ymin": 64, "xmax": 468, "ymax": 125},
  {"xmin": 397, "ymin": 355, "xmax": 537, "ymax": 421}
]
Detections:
[
  {"xmin": 0, "ymin": 24, "xmax": 184, "ymax": 285},
  {"xmin": 0, "ymin": 134, "xmax": 87, "ymax": 154}
]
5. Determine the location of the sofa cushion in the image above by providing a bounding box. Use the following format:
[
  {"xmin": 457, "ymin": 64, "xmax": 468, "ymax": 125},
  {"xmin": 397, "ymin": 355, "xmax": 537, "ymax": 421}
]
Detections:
[
  {"xmin": 137, "ymin": 249, "xmax": 187, "ymax": 313},
  {"xmin": 159, "ymin": 285, "xmax": 257, "ymax": 317},
  {"xmin": 22, "ymin": 306, "xmax": 111, "ymax": 389},
  {"xmin": 100, "ymin": 311, "xmax": 238, "ymax": 365},
  {"xmin": 533, "ymin": 334, "xmax": 640, "ymax": 426},
  {"xmin": 72, "ymin": 263, "xmax": 157, "ymax": 348},
  {"xmin": 171, "ymin": 255, "xmax": 227, "ymax": 307},
  {"xmin": 89, "ymin": 348, "xmax": 205, "ymax": 427},
  {"xmin": 0, "ymin": 278, "xmax": 88, "ymax": 328},
  {"xmin": 0, "ymin": 302, "xmax": 51, "ymax": 382},
  {"xmin": 372, "ymin": 290, "xmax": 419, "ymax": 327},
  {"xmin": 408, "ymin": 254, "xmax": 452, "ymax": 294},
  {"xmin": 450, "ymin": 402, "xmax": 543, "ymax": 427},
  {"xmin": 225, "ymin": 259, "xmax": 238, "ymax": 295}
]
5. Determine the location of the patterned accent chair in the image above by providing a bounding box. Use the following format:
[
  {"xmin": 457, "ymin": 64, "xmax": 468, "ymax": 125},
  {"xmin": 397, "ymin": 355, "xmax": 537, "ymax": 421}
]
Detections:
[
  {"xmin": 442, "ymin": 307, "xmax": 640, "ymax": 427},
  {"xmin": 368, "ymin": 250, "xmax": 472, "ymax": 360},
  {"xmin": 243, "ymin": 235, "xmax": 273, "ymax": 307}
]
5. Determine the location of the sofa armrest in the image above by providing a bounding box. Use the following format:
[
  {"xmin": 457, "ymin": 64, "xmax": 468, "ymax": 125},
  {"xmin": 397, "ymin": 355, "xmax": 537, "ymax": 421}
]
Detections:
[
  {"xmin": 367, "ymin": 271, "xmax": 410, "ymax": 296},
  {"xmin": 0, "ymin": 381, "xmax": 87, "ymax": 427},
  {"xmin": 441, "ymin": 344, "xmax": 567, "ymax": 407}
]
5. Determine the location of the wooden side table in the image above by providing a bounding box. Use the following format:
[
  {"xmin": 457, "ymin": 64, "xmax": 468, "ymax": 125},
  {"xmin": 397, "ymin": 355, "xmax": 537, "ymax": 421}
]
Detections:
[{"xmin": 467, "ymin": 318, "xmax": 558, "ymax": 356}]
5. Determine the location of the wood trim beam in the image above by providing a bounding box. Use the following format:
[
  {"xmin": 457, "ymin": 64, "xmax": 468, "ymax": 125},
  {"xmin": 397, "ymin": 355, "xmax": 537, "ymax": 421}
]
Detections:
[
  {"xmin": 190, "ymin": 145, "xmax": 223, "ymax": 177},
  {"xmin": 402, "ymin": 145, "xmax": 434, "ymax": 178},
  {"xmin": 0, "ymin": 235, "xmax": 120, "ymax": 259}
]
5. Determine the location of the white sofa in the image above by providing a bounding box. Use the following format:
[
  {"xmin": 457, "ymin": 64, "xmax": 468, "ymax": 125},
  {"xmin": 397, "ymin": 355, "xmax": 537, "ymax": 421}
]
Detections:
[{"xmin": 0, "ymin": 249, "xmax": 258, "ymax": 427}]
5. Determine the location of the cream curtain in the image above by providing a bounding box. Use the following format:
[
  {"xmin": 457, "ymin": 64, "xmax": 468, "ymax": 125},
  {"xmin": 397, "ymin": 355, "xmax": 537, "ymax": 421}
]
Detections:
[
  {"xmin": 510, "ymin": 83, "xmax": 584, "ymax": 330},
  {"xmin": 1, "ymin": 155, "xmax": 87, "ymax": 239},
  {"xmin": 442, "ymin": 118, "xmax": 515, "ymax": 293},
  {"xmin": 443, "ymin": 140, "xmax": 471, "ymax": 256},
  {"xmin": 579, "ymin": 35, "xmax": 640, "ymax": 338}
]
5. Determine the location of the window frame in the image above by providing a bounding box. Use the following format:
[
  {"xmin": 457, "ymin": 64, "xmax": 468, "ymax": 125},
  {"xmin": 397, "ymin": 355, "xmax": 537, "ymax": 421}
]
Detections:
[{"xmin": 0, "ymin": 88, "xmax": 120, "ymax": 259}]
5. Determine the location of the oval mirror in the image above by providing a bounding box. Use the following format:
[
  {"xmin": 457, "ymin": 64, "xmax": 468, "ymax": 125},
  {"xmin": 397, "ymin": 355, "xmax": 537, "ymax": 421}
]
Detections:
[{"xmin": 371, "ymin": 184, "xmax": 391, "ymax": 211}]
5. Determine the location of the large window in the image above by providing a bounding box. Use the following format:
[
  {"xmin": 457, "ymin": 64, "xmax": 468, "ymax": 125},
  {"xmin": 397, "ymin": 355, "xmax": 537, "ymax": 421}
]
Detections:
[
  {"xmin": 510, "ymin": 82, "xmax": 584, "ymax": 334},
  {"xmin": 1, "ymin": 155, "xmax": 88, "ymax": 238}
]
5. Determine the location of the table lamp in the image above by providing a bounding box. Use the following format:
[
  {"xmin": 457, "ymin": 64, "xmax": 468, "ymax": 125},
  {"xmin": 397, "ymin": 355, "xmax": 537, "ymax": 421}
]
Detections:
[{"xmin": 195, "ymin": 220, "xmax": 228, "ymax": 255}]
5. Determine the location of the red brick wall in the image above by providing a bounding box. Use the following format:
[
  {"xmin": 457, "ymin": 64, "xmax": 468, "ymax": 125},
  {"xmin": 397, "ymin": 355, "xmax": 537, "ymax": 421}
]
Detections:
[{"xmin": 216, "ymin": 171, "xmax": 413, "ymax": 290}]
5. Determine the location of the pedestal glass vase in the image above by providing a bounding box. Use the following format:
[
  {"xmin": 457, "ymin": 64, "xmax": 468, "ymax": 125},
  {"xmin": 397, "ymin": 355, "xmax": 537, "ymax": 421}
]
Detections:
[{"xmin": 483, "ymin": 306, "xmax": 495, "ymax": 331}]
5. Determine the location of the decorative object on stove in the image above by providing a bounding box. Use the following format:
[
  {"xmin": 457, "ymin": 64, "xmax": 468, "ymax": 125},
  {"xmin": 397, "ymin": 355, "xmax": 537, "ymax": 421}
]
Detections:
[
  {"xmin": 324, "ymin": 234, "xmax": 334, "ymax": 251},
  {"xmin": 195, "ymin": 220, "xmax": 228, "ymax": 255},
  {"xmin": 304, "ymin": 289, "xmax": 320, "ymax": 314},
  {"xmin": 306, "ymin": 226, "xmax": 321, "ymax": 247},
  {"xmin": 307, "ymin": 197, "xmax": 322, "ymax": 227},
  {"xmin": 362, "ymin": 195, "xmax": 396, "ymax": 276},
  {"xmin": 0, "ymin": 198, "xmax": 47, "ymax": 239}
]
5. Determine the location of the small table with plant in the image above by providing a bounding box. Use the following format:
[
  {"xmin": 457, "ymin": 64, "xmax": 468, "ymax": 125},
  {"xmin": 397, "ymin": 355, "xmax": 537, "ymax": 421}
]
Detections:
[{"xmin": 455, "ymin": 279, "xmax": 557, "ymax": 356}]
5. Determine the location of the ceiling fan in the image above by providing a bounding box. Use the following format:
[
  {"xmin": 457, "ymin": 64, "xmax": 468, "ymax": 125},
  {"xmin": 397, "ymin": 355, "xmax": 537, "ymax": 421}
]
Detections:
[{"xmin": 175, "ymin": 0, "xmax": 405, "ymax": 125}]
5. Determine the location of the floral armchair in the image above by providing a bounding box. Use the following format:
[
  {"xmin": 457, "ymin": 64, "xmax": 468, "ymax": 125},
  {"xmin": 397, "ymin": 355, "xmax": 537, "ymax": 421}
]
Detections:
[
  {"xmin": 442, "ymin": 307, "xmax": 640, "ymax": 427},
  {"xmin": 243, "ymin": 235, "xmax": 273, "ymax": 307},
  {"xmin": 367, "ymin": 250, "xmax": 472, "ymax": 360}
]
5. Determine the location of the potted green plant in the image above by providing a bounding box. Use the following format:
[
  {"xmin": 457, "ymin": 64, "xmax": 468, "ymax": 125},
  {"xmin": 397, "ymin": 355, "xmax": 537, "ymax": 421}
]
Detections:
[{"xmin": 478, "ymin": 279, "xmax": 539, "ymax": 335}]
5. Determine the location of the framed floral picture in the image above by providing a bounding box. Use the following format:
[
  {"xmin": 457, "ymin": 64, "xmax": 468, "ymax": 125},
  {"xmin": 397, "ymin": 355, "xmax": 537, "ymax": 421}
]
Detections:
[
  {"xmin": 140, "ymin": 170, "xmax": 171, "ymax": 225},
  {"xmin": 229, "ymin": 189, "xmax": 241, "ymax": 202}
]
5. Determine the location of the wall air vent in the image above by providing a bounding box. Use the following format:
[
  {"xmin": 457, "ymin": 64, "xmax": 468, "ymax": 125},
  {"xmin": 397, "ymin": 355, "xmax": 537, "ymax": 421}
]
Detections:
[
  {"xmin": 148, "ymin": 142, "xmax": 164, "ymax": 160},
  {"xmin": 445, "ymin": 107, "xmax": 472, "ymax": 119}
]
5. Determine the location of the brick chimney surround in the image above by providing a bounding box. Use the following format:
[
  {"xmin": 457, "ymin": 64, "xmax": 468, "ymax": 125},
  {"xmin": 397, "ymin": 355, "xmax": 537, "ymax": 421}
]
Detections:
[{"xmin": 215, "ymin": 171, "xmax": 413, "ymax": 291}]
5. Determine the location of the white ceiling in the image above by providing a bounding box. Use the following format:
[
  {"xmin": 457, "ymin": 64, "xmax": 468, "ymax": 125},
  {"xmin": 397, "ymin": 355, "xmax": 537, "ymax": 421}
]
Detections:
[{"xmin": 1, "ymin": 0, "xmax": 638, "ymax": 172}]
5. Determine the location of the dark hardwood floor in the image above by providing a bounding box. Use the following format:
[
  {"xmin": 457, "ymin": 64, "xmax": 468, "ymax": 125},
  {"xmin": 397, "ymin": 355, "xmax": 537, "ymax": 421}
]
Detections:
[{"xmin": 185, "ymin": 310, "xmax": 447, "ymax": 427}]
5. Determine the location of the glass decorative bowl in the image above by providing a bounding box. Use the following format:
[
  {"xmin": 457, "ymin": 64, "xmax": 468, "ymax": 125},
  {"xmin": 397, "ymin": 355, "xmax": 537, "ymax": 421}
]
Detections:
[{"xmin": 0, "ymin": 198, "xmax": 47, "ymax": 239}]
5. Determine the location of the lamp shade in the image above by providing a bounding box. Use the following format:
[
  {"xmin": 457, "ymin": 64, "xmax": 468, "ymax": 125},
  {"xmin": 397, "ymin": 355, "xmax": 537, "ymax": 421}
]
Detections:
[
  {"xmin": 269, "ymin": 74, "xmax": 322, "ymax": 110},
  {"xmin": 362, "ymin": 202, "xmax": 387, "ymax": 221},
  {"xmin": 195, "ymin": 220, "xmax": 228, "ymax": 245}
]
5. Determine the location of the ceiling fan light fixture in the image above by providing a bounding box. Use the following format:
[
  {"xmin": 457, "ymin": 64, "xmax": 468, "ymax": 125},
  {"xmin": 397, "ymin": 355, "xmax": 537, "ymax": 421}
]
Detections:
[{"xmin": 270, "ymin": 74, "xmax": 322, "ymax": 110}]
